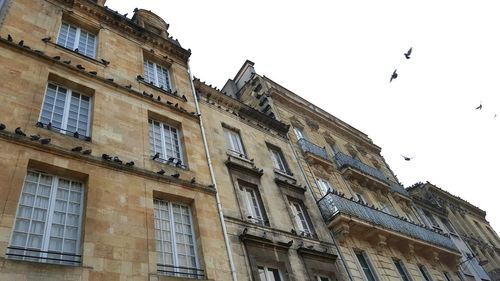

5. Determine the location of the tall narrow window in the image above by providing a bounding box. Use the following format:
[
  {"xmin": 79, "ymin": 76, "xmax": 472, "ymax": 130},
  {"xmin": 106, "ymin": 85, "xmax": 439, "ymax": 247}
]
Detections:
[
  {"xmin": 242, "ymin": 185, "xmax": 268, "ymax": 226},
  {"xmin": 293, "ymin": 127, "xmax": 305, "ymax": 140},
  {"xmin": 355, "ymin": 252, "xmax": 377, "ymax": 281},
  {"xmin": 144, "ymin": 60, "xmax": 171, "ymax": 90},
  {"xmin": 224, "ymin": 127, "xmax": 245, "ymax": 156},
  {"xmin": 7, "ymin": 171, "xmax": 84, "ymax": 265},
  {"xmin": 418, "ymin": 265, "xmax": 433, "ymax": 281},
  {"xmin": 149, "ymin": 119, "xmax": 183, "ymax": 164},
  {"xmin": 258, "ymin": 266, "xmax": 282, "ymax": 281},
  {"xmin": 289, "ymin": 200, "xmax": 314, "ymax": 236},
  {"xmin": 440, "ymin": 218, "xmax": 456, "ymax": 234},
  {"xmin": 393, "ymin": 259, "xmax": 412, "ymax": 281},
  {"xmin": 317, "ymin": 178, "xmax": 332, "ymax": 196},
  {"xmin": 423, "ymin": 210, "xmax": 440, "ymax": 229},
  {"xmin": 40, "ymin": 83, "xmax": 91, "ymax": 137},
  {"xmin": 154, "ymin": 199, "xmax": 201, "ymax": 279},
  {"xmin": 269, "ymin": 147, "xmax": 289, "ymax": 173},
  {"xmin": 57, "ymin": 22, "xmax": 96, "ymax": 58}
]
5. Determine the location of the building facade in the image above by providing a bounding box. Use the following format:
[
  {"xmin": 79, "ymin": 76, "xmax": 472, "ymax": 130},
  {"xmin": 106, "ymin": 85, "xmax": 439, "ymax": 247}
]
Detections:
[
  {"xmin": 409, "ymin": 182, "xmax": 500, "ymax": 281},
  {"xmin": 0, "ymin": 0, "xmax": 233, "ymax": 280},
  {"xmin": 221, "ymin": 61, "xmax": 463, "ymax": 281}
]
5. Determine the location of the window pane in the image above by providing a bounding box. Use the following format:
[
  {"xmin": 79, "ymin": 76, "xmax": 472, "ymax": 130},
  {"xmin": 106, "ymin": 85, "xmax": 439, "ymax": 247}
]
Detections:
[
  {"xmin": 356, "ymin": 253, "xmax": 377, "ymax": 281},
  {"xmin": 57, "ymin": 23, "xmax": 77, "ymax": 50},
  {"xmin": 149, "ymin": 119, "xmax": 182, "ymax": 163}
]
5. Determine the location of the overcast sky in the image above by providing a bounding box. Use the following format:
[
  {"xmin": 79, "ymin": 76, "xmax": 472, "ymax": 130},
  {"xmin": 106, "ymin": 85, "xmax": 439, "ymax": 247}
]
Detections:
[{"xmin": 107, "ymin": 0, "xmax": 500, "ymax": 231}]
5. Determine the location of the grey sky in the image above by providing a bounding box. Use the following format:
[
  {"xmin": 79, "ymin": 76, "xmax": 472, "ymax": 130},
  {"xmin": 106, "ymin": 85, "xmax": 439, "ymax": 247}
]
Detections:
[{"xmin": 107, "ymin": 0, "xmax": 500, "ymax": 230}]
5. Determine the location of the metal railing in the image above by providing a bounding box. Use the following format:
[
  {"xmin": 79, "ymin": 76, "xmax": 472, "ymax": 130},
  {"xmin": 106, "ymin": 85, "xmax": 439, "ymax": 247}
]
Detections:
[
  {"xmin": 297, "ymin": 138, "xmax": 329, "ymax": 161},
  {"xmin": 334, "ymin": 151, "xmax": 409, "ymax": 196},
  {"xmin": 6, "ymin": 246, "xmax": 81, "ymax": 266},
  {"xmin": 317, "ymin": 192, "xmax": 458, "ymax": 251},
  {"xmin": 157, "ymin": 264, "xmax": 205, "ymax": 279}
]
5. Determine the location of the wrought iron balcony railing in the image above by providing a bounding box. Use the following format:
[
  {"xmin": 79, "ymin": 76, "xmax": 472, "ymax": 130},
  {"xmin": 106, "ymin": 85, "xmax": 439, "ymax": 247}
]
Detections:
[
  {"xmin": 317, "ymin": 192, "xmax": 458, "ymax": 251},
  {"xmin": 334, "ymin": 151, "xmax": 408, "ymax": 196},
  {"xmin": 6, "ymin": 246, "xmax": 81, "ymax": 266},
  {"xmin": 157, "ymin": 263, "xmax": 205, "ymax": 279},
  {"xmin": 297, "ymin": 138, "xmax": 329, "ymax": 161}
]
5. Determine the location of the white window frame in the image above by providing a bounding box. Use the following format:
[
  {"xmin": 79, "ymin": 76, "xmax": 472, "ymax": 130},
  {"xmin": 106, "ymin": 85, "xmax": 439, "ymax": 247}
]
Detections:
[
  {"xmin": 293, "ymin": 127, "xmax": 305, "ymax": 140},
  {"xmin": 224, "ymin": 127, "xmax": 246, "ymax": 156},
  {"xmin": 56, "ymin": 22, "xmax": 97, "ymax": 58},
  {"xmin": 289, "ymin": 200, "xmax": 314, "ymax": 236},
  {"xmin": 317, "ymin": 178, "xmax": 332, "ymax": 196},
  {"xmin": 393, "ymin": 259, "xmax": 413, "ymax": 281},
  {"xmin": 144, "ymin": 59, "xmax": 172, "ymax": 90},
  {"xmin": 242, "ymin": 186, "xmax": 267, "ymax": 225},
  {"xmin": 418, "ymin": 265, "xmax": 433, "ymax": 281},
  {"xmin": 354, "ymin": 251, "xmax": 379, "ymax": 281},
  {"xmin": 39, "ymin": 83, "xmax": 92, "ymax": 137},
  {"xmin": 269, "ymin": 147, "xmax": 288, "ymax": 173},
  {"xmin": 8, "ymin": 170, "xmax": 84, "ymax": 265},
  {"xmin": 149, "ymin": 119, "xmax": 184, "ymax": 164},
  {"xmin": 154, "ymin": 199, "xmax": 200, "ymax": 278},
  {"xmin": 258, "ymin": 265, "xmax": 283, "ymax": 281}
]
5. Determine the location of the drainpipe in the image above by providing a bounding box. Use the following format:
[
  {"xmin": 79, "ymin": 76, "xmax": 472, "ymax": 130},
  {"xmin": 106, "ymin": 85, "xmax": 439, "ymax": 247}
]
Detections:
[{"xmin": 187, "ymin": 61, "xmax": 238, "ymax": 281}]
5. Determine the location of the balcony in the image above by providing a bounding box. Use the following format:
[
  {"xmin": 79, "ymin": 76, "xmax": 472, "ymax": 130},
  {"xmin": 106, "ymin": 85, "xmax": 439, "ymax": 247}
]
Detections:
[
  {"xmin": 297, "ymin": 138, "xmax": 331, "ymax": 167},
  {"xmin": 334, "ymin": 152, "xmax": 409, "ymax": 196},
  {"xmin": 318, "ymin": 192, "xmax": 460, "ymax": 264}
]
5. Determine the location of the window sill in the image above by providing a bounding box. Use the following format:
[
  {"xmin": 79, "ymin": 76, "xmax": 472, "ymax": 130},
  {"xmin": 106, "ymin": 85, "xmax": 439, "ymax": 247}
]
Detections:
[
  {"xmin": 274, "ymin": 169, "xmax": 295, "ymax": 181},
  {"xmin": 137, "ymin": 78, "xmax": 184, "ymax": 101},
  {"xmin": 35, "ymin": 122, "xmax": 92, "ymax": 142},
  {"xmin": 48, "ymin": 42, "xmax": 106, "ymax": 66},
  {"xmin": 152, "ymin": 157, "xmax": 188, "ymax": 170}
]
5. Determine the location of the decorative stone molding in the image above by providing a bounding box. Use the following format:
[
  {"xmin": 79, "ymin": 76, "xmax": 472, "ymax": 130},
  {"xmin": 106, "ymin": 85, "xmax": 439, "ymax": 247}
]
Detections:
[
  {"xmin": 333, "ymin": 223, "xmax": 350, "ymax": 244},
  {"xmin": 305, "ymin": 118, "xmax": 319, "ymax": 131},
  {"xmin": 375, "ymin": 234, "xmax": 387, "ymax": 252}
]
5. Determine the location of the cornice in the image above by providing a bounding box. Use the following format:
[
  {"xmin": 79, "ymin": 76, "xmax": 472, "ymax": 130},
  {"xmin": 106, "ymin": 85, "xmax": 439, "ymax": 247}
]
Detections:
[{"xmin": 0, "ymin": 130, "xmax": 215, "ymax": 194}]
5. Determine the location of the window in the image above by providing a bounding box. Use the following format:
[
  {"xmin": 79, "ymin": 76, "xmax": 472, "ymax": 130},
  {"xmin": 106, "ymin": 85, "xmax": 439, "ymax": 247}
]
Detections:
[
  {"xmin": 7, "ymin": 171, "xmax": 83, "ymax": 265},
  {"xmin": 423, "ymin": 210, "xmax": 440, "ymax": 229},
  {"xmin": 40, "ymin": 83, "xmax": 91, "ymax": 137},
  {"xmin": 379, "ymin": 203, "xmax": 393, "ymax": 215},
  {"xmin": 355, "ymin": 251, "xmax": 378, "ymax": 281},
  {"xmin": 293, "ymin": 127, "xmax": 305, "ymax": 140},
  {"xmin": 418, "ymin": 265, "xmax": 433, "ymax": 281},
  {"xmin": 149, "ymin": 119, "xmax": 183, "ymax": 165},
  {"xmin": 154, "ymin": 199, "xmax": 201, "ymax": 279},
  {"xmin": 144, "ymin": 60, "xmax": 171, "ymax": 90},
  {"xmin": 317, "ymin": 178, "xmax": 332, "ymax": 196},
  {"xmin": 393, "ymin": 259, "xmax": 412, "ymax": 281},
  {"xmin": 440, "ymin": 218, "xmax": 456, "ymax": 234},
  {"xmin": 443, "ymin": 272, "xmax": 454, "ymax": 281},
  {"xmin": 258, "ymin": 266, "xmax": 283, "ymax": 281},
  {"xmin": 57, "ymin": 22, "xmax": 96, "ymax": 58},
  {"xmin": 242, "ymin": 185, "xmax": 268, "ymax": 226},
  {"xmin": 224, "ymin": 127, "xmax": 245, "ymax": 156},
  {"xmin": 289, "ymin": 200, "xmax": 314, "ymax": 236},
  {"xmin": 269, "ymin": 147, "xmax": 289, "ymax": 173}
]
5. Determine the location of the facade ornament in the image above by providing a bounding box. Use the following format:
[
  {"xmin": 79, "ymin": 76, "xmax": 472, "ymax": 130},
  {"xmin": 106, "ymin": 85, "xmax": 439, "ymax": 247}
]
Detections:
[{"xmin": 305, "ymin": 118, "xmax": 319, "ymax": 131}]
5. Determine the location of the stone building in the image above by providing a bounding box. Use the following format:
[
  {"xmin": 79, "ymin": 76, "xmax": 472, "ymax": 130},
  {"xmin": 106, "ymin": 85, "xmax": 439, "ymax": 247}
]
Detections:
[
  {"xmin": 194, "ymin": 78, "xmax": 350, "ymax": 281},
  {"xmin": 409, "ymin": 182, "xmax": 500, "ymax": 281},
  {"xmin": 0, "ymin": 0, "xmax": 232, "ymax": 280},
  {"xmin": 221, "ymin": 60, "xmax": 463, "ymax": 281}
]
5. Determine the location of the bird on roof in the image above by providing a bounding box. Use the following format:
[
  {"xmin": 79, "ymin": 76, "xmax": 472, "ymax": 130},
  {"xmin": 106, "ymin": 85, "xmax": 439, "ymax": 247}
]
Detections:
[
  {"xmin": 404, "ymin": 47, "xmax": 413, "ymax": 59},
  {"xmin": 390, "ymin": 69, "xmax": 398, "ymax": 83},
  {"xmin": 494, "ymin": 113, "xmax": 497, "ymax": 119},
  {"xmin": 401, "ymin": 155, "xmax": 413, "ymax": 161},
  {"xmin": 475, "ymin": 102, "xmax": 482, "ymax": 110}
]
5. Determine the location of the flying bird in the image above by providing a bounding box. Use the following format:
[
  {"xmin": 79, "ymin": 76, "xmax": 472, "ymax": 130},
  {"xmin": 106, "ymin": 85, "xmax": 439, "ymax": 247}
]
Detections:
[
  {"xmin": 494, "ymin": 113, "xmax": 497, "ymax": 118},
  {"xmin": 15, "ymin": 127, "xmax": 26, "ymax": 136},
  {"xmin": 475, "ymin": 102, "xmax": 482, "ymax": 110},
  {"xmin": 404, "ymin": 47, "xmax": 412, "ymax": 59},
  {"xmin": 401, "ymin": 155, "xmax": 413, "ymax": 161},
  {"xmin": 390, "ymin": 69, "xmax": 398, "ymax": 83}
]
